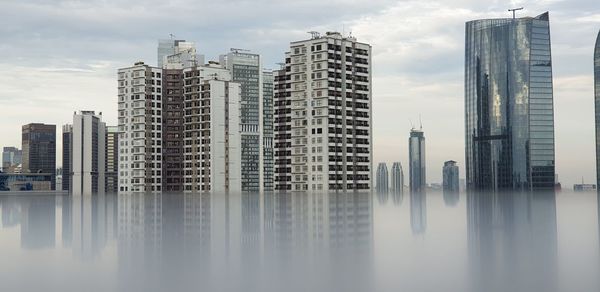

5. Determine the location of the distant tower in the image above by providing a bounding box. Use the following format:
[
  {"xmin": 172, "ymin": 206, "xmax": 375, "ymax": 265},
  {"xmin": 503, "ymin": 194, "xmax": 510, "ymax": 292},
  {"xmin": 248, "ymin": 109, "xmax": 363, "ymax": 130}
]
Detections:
[
  {"xmin": 376, "ymin": 163, "xmax": 389, "ymax": 193},
  {"xmin": 390, "ymin": 162, "xmax": 404, "ymax": 193},
  {"xmin": 409, "ymin": 128, "xmax": 426, "ymax": 192},
  {"xmin": 443, "ymin": 160, "xmax": 459, "ymax": 193},
  {"xmin": 594, "ymin": 29, "xmax": 600, "ymax": 188},
  {"xmin": 443, "ymin": 160, "xmax": 460, "ymax": 206},
  {"xmin": 22, "ymin": 123, "xmax": 56, "ymax": 190}
]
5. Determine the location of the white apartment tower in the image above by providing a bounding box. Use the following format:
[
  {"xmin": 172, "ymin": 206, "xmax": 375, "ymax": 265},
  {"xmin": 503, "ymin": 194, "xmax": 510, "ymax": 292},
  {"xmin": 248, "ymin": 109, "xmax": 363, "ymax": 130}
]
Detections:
[
  {"xmin": 182, "ymin": 64, "xmax": 242, "ymax": 193},
  {"xmin": 70, "ymin": 111, "xmax": 106, "ymax": 195},
  {"xmin": 118, "ymin": 62, "xmax": 163, "ymax": 192},
  {"xmin": 274, "ymin": 32, "xmax": 372, "ymax": 192}
]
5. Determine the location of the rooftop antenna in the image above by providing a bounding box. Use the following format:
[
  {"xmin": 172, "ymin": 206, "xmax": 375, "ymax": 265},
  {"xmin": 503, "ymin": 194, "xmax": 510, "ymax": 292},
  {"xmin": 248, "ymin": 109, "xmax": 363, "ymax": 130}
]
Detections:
[
  {"xmin": 308, "ymin": 31, "xmax": 320, "ymax": 39},
  {"xmin": 409, "ymin": 119, "xmax": 414, "ymax": 130},
  {"xmin": 169, "ymin": 33, "xmax": 175, "ymax": 40},
  {"xmin": 419, "ymin": 114, "xmax": 423, "ymax": 130},
  {"xmin": 508, "ymin": 7, "xmax": 523, "ymax": 19}
]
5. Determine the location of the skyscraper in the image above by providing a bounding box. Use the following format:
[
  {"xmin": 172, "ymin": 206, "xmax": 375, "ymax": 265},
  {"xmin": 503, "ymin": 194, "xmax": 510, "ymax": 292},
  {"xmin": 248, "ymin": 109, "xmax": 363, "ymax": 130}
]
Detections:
[
  {"xmin": 274, "ymin": 32, "xmax": 372, "ymax": 192},
  {"xmin": 158, "ymin": 39, "xmax": 203, "ymax": 68},
  {"xmin": 118, "ymin": 62, "xmax": 164, "ymax": 192},
  {"xmin": 68, "ymin": 111, "xmax": 106, "ymax": 195},
  {"xmin": 594, "ymin": 30, "xmax": 600, "ymax": 187},
  {"xmin": 219, "ymin": 50, "xmax": 266, "ymax": 192},
  {"xmin": 117, "ymin": 60, "xmax": 243, "ymax": 193},
  {"xmin": 263, "ymin": 70, "xmax": 275, "ymax": 192},
  {"xmin": 443, "ymin": 160, "xmax": 459, "ymax": 193},
  {"xmin": 2, "ymin": 147, "xmax": 22, "ymax": 172},
  {"xmin": 105, "ymin": 126, "xmax": 119, "ymax": 194},
  {"xmin": 465, "ymin": 12, "xmax": 555, "ymax": 191},
  {"xmin": 390, "ymin": 162, "xmax": 404, "ymax": 194},
  {"xmin": 376, "ymin": 163, "xmax": 389, "ymax": 193},
  {"xmin": 409, "ymin": 128, "xmax": 426, "ymax": 192},
  {"xmin": 62, "ymin": 125, "xmax": 72, "ymax": 191},
  {"xmin": 22, "ymin": 123, "xmax": 56, "ymax": 190}
]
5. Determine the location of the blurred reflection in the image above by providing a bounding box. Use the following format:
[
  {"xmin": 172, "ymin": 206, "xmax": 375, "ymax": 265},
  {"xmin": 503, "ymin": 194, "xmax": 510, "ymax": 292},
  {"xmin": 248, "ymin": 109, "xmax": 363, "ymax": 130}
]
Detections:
[
  {"xmin": 410, "ymin": 191, "xmax": 427, "ymax": 234},
  {"xmin": 468, "ymin": 192, "xmax": 558, "ymax": 292},
  {"xmin": 377, "ymin": 190, "xmax": 389, "ymax": 204},
  {"xmin": 19, "ymin": 195, "xmax": 55, "ymax": 249},
  {"xmin": 391, "ymin": 189, "xmax": 403, "ymax": 205}
]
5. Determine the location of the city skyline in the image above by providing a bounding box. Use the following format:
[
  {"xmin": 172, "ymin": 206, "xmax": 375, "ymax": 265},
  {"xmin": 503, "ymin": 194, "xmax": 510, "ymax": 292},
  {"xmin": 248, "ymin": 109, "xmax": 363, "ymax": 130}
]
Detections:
[{"xmin": 0, "ymin": 2, "xmax": 599, "ymax": 186}]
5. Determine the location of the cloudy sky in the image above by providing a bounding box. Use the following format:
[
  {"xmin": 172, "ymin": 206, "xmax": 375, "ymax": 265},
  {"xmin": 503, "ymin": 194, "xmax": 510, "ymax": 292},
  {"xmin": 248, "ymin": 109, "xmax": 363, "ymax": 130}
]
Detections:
[{"xmin": 0, "ymin": 0, "xmax": 598, "ymax": 186}]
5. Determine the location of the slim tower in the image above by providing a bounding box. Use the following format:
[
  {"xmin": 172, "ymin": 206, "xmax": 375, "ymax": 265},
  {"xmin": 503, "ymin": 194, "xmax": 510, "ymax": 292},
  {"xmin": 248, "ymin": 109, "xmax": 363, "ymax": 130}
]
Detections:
[{"xmin": 409, "ymin": 128, "xmax": 426, "ymax": 192}]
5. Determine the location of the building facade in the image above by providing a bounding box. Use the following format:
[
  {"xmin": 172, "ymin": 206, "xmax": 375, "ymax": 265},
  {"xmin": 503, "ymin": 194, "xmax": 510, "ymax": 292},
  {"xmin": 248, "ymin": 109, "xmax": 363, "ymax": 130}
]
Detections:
[
  {"xmin": 376, "ymin": 163, "xmax": 389, "ymax": 193},
  {"xmin": 465, "ymin": 12, "xmax": 556, "ymax": 191},
  {"xmin": 2, "ymin": 147, "xmax": 22, "ymax": 172},
  {"xmin": 62, "ymin": 125, "xmax": 72, "ymax": 191},
  {"xmin": 409, "ymin": 129, "xmax": 426, "ymax": 192},
  {"xmin": 22, "ymin": 123, "xmax": 56, "ymax": 190},
  {"xmin": 594, "ymin": 30, "xmax": 600, "ymax": 187},
  {"xmin": 106, "ymin": 126, "xmax": 119, "ymax": 193},
  {"xmin": 274, "ymin": 32, "xmax": 372, "ymax": 192},
  {"xmin": 220, "ymin": 50, "xmax": 265, "ymax": 192},
  {"xmin": 69, "ymin": 111, "xmax": 107, "ymax": 195},
  {"xmin": 118, "ymin": 62, "xmax": 164, "ymax": 192},
  {"xmin": 390, "ymin": 162, "xmax": 404, "ymax": 194},
  {"xmin": 263, "ymin": 70, "xmax": 275, "ymax": 192},
  {"xmin": 442, "ymin": 160, "xmax": 459, "ymax": 193},
  {"xmin": 181, "ymin": 64, "xmax": 242, "ymax": 193}
]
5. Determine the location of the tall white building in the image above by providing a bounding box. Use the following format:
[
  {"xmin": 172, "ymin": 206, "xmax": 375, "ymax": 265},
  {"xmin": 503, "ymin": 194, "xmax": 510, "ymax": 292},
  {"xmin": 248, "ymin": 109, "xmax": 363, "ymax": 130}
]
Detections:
[
  {"xmin": 182, "ymin": 64, "xmax": 242, "ymax": 193},
  {"xmin": 274, "ymin": 32, "xmax": 372, "ymax": 192},
  {"xmin": 118, "ymin": 62, "xmax": 163, "ymax": 192},
  {"xmin": 70, "ymin": 111, "xmax": 106, "ymax": 195},
  {"xmin": 118, "ymin": 58, "xmax": 243, "ymax": 193}
]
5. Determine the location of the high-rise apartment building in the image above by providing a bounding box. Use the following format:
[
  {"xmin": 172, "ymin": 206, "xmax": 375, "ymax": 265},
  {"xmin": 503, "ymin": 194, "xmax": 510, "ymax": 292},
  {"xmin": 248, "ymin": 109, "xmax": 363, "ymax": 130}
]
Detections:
[
  {"xmin": 22, "ymin": 123, "xmax": 56, "ymax": 189},
  {"xmin": 465, "ymin": 12, "xmax": 555, "ymax": 191},
  {"xmin": 409, "ymin": 128, "xmax": 426, "ymax": 192},
  {"xmin": 62, "ymin": 125, "xmax": 72, "ymax": 191},
  {"xmin": 390, "ymin": 162, "xmax": 404, "ymax": 194},
  {"xmin": 181, "ymin": 64, "xmax": 242, "ymax": 193},
  {"xmin": 106, "ymin": 126, "xmax": 119, "ymax": 193},
  {"xmin": 376, "ymin": 163, "xmax": 389, "ymax": 193},
  {"xmin": 118, "ymin": 59, "xmax": 243, "ymax": 193},
  {"xmin": 263, "ymin": 70, "xmax": 275, "ymax": 192},
  {"xmin": 594, "ymin": 30, "xmax": 600, "ymax": 187},
  {"xmin": 442, "ymin": 160, "xmax": 459, "ymax": 193},
  {"xmin": 2, "ymin": 147, "xmax": 22, "ymax": 172},
  {"xmin": 118, "ymin": 62, "xmax": 163, "ymax": 192},
  {"xmin": 70, "ymin": 111, "xmax": 106, "ymax": 195},
  {"xmin": 274, "ymin": 32, "xmax": 372, "ymax": 192},
  {"xmin": 219, "ymin": 50, "xmax": 265, "ymax": 192}
]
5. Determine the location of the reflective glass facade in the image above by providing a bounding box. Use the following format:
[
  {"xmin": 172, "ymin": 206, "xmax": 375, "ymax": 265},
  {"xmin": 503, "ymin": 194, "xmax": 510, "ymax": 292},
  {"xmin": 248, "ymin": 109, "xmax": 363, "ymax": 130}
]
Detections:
[
  {"xmin": 409, "ymin": 129, "xmax": 426, "ymax": 192},
  {"xmin": 595, "ymin": 30, "xmax": 600, "ymax": 187},
  {"xmin": 376, "ymin": 162, "xmax": 388, "ymax": 193},
  {"xmin": 465, "ymin": 12, "xmax": 555, "ymax": 191}
]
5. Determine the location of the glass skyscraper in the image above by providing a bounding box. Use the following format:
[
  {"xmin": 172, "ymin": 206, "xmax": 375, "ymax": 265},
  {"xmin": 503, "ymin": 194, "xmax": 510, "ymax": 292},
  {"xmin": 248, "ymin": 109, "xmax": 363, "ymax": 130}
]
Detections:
[
  {"xmin": 409, "ymin": 128, "xmax": 426, "ymax": 193},
  {"xmin": 465, "ymin": 12, "xmax": 555, "ymax": 191},
  {"xmin": 594, "ymin": 30, "xmax": 600, "ymax": 187}
]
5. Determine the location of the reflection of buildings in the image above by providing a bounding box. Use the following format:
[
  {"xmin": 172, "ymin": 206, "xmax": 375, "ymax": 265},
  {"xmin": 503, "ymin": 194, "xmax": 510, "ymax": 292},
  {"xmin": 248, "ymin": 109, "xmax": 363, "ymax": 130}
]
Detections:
[
  {"xmin": 20, "ymin": 196, "xmax": 56, "ymax": 249},
  {"xmin": 71, "ymin": 194, "xmax": 118, "ymax": 259},
  {"xmin": 410, "ymin": 191, "xmax": 426, "ymax": 234},
  {"xmin": 467, "ymin": 192, "xmax": 558, "ymax": 291}
]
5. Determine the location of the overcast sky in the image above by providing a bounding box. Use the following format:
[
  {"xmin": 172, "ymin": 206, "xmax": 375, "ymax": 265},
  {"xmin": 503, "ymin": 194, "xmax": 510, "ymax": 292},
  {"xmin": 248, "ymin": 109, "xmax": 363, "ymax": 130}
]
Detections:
[{"xmin": 0, "ymin": 0, "xmax": 598, "ymax": 186}]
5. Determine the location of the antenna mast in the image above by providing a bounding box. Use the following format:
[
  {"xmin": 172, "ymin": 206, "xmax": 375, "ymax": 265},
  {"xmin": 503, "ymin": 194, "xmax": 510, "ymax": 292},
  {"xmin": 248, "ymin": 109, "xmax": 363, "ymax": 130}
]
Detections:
[{"xmin": 508, "ymin": 7, "xmax": 523, "ymax": 19}]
